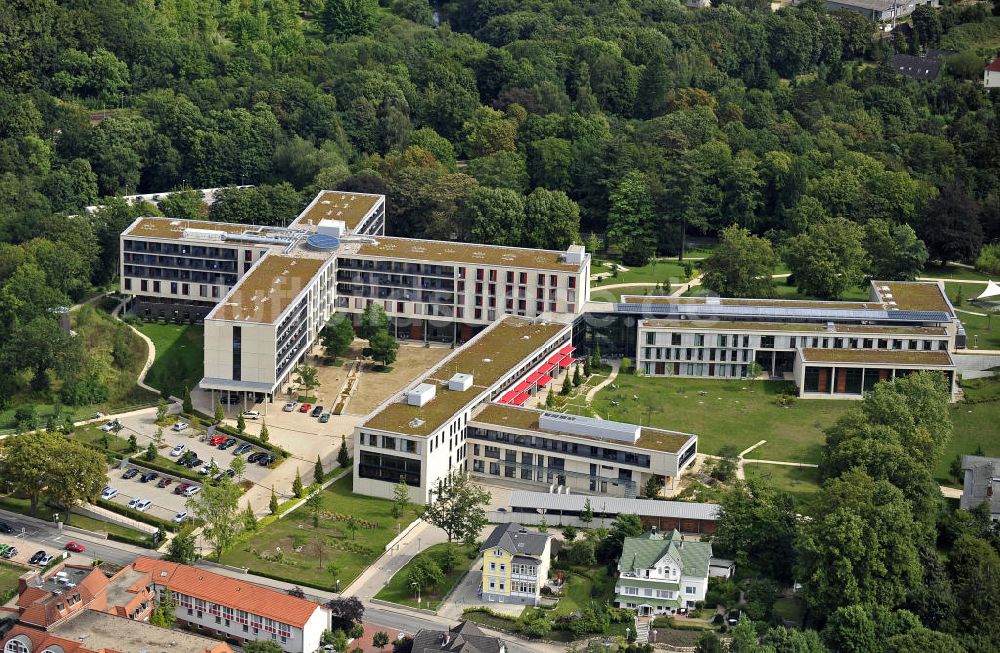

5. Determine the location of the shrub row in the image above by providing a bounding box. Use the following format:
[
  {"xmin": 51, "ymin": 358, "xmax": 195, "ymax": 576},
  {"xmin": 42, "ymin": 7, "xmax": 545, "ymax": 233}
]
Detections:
[
  {"xmin": 96, "ymin": 498, "xmax": 179, "ymax": 532},
  {"xmin": 108, "ymin": 531, "xmax": 156, "ymax": 548}
]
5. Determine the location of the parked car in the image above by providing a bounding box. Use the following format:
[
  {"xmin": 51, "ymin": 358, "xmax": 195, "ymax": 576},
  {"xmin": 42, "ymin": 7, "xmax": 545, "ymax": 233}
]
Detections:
[
  {"xmin": 184, "ymin": 457, "xmax": 203, "ymax": 469},
  {"xmin": 218, "ymin": 437, "xmax": 238, "ymax": 450},
  {"xmin": 100, "ymin": 419, "xmax": 121, "ymax": 432},
  {"xmin": 183, "ymin": 485, "xmax": 201, "ymax": 497},
  {"xmin": 0, "ymin": 521, "xmax": 14, "ymax": 534},
  {"xmin": 233, "ymin": 444, "xmax": 254, "ymax": 456},
  {"xmin": 198, "ymin": 464, "xmax": 215, "ymax": 476},
  {"xmin": 133, "ymin": 499, "xmax": 152, "ymax": 512},
  {"xmin": 257, "ymin": 454, "xmax": 275, "ymax": 467},
  {"xmin": 242, "ymin": 410, "xmax": 260, "ymax": 420},
  {"xmin": 172, "ymin": 511, "xmax": 188, "ymax": 523},
  {"xmin": 174, "ymin": 483, "xmax": 191, "ymax": 495},
  {"xmin": 156, "ymin": 478, "xmax": 173, "ymax": 489},
  {"xmin": 169, "ymin": 444, "xmax": 186, "ymax": 457},
  {"xmin": 29, "ymin": 550, "xmax": 47, "ymax": 564},
  {"xmin": 247, "ymin": 452, "xmax": 264, "ymax": 463},
  {"xmin": 127, "ymin": 497, "xmax": 146, "ymax": 509},
  {"xmin": 298, "ymin": 403, "xmax": 311, "ymax": 413},
  {"xmin": 282, "ymin": 402, "xmax": 296, "ymax": 412},
  {"xmin": 224, "ymin": 468, "xmax": 236, "ymax": 478},
  {"xmin": 209, "ymin": 434, "xmax": 226, "ymax": 446},
  {"xmin": 1, "ymin": 546, "xmax": 18, "ymax": 559},
  {"xmin": 121, "ymin": 468, "xmax": 139, "ymax": 480},
  {"xmin": 64, "ymin": 542, "xmax": 85, "ymax": 553},
  {"xmin": 172, "ymin": 421, "xmax": 189, "ymax": 432},
  {"xmin": 727, "ymin": 610, "xmax": 742, "ymax": 626},
  {"xmin": 36, "ymin": 553, "xmax": 55, "ymax": 565},
  {"xmin": 100, "ymin": 486, "xmax": 119, "ymax": 500},
  {"xmin": 310, "ymin": 405, "xmax": 324, "ymax": 417},
  {"xmin": 139, "ymin": 471, "xmax": 159, "ymax": 483},
  {"xmin": 318, "ymin": 412, "xmax": 331, "ymax": 423}
]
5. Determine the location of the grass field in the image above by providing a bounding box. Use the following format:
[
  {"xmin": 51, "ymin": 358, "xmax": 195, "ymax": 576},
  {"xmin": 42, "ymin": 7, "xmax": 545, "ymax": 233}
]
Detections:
[
  {"xmin": 743, "ymin": 463, "xmax": 821, "ymax": 511},
  {"xmin": 374, "ymin": 542, "xmax": 477, "ymax": 610},
  {"xmin": 589, "ymin": 285, "xmax": 679, "ymax": 303},
  {"xmin": 0, "ymin": 561, "xmax": 25, "ymax": 600},
  {"xmin": 134, "ymin": 322, "xmax": 204, "ymax": 398},
  {"xmin": 923, "ymin": 264, "xmax": 993, "ymax": 282},
  {"xmin": 580, "ymin": 375, "xmax": 852, "ymax": 464},
  {"xmin": 221, "ymin": 476, "xmax": 420, "ymax": 589},
  {"xmin": 0, "ymin": 494, "xmax": 148, "ymax": 540},
  {"xmin": 592, "ymin": 259, "xmax": 691, "ymax": 287}
]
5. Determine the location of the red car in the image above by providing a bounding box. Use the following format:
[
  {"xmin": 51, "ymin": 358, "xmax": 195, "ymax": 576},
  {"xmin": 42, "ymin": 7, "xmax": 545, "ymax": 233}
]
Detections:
[
  {"xmin": 64, "ymin": 542, "xmax": 85, "ymax": 553},
  {"xmin": 298, "ymin": 403, "xmax": 312, "ymax": 413},
  {"xmin": 209, "ymin": 434, "xmax": 227, "ymax": 446}
]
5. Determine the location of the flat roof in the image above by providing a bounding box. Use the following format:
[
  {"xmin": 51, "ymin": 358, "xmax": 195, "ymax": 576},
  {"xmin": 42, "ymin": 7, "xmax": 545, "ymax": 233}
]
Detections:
[
  {"xmin": 620, "ymin": 295, "xmax": 884, "ymax": 310},
  {"xmin": 470, "ymin": 404, "xmax": 693, "ymax": 453},
  {"xmin": 800, "ymin": 348, "xmax": 953, "ymax": 366},
  {"xmin": 873, "ymin": 281, "xmax": 953, "ymax": 314},
  {"xmin": 50, "ymin": 609, "xmax": 228, "ymax": 652},
  {"xmin": 291, "ymin": 190, "xmax": 382, "ymax": 231},
  {"xmin": 123, "ymin": 216, "xmax": 253, "ymax": 241},
  {"xmin": 353, "ymin": 236, "xmax": 582, "ymax": 272},
  {"xmin": 207, "ymin": 254, "xmax": 326, "ymax": 323},
  {"xmin": 363, "ymin": 318, "xmax": 568, "ymax": 437},
  {"xmin": 508, "ymin": 491, "xmax": 721, "ymax": 521},
  {"xmin": 640, "ymin": 319, "xmax": 947, "ymax": 336}
]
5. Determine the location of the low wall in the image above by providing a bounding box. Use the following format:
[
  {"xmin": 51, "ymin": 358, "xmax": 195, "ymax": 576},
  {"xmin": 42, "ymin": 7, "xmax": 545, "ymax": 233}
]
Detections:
[{"xmin": 77, "ymin": 503, "xmax": 158, "ymax": 535}]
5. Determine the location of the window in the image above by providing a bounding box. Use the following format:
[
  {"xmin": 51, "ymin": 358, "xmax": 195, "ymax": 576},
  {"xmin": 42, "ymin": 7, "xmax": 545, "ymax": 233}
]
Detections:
[
  {"xmin": 500, "ymin": 564, "xmax": 506, "ymax": 572},
  {"xmin": 685, "ymin": 586, "xmax": 697, "ymax": 594},
  {"xmin": 490, "ymin": 562, "xmax": 496, "ymax": 571},
  {"xmin": 5, "ymin": 637, "xmax": 30, "ymax": 653}
]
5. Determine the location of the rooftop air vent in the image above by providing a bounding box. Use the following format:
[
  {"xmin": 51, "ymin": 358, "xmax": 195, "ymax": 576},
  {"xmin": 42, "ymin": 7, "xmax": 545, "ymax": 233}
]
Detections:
[
  {"xmin": 448, "ymin": 373, "xmax": 473, "ymax": 391},
  {"xmin": 406, "ymin": 383, "xmax": 436, "ymax": 407}
]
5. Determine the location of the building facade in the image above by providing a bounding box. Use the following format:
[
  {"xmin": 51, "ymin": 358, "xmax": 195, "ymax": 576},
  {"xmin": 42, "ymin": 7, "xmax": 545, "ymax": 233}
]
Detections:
[
  {"xmin": 479, "ymin": 523, "xmax": 552, "ymax": 606},
  {"xmin": 986, "ymin": 59, "xmax": 1000, "ymax": 88},
  {"xmin": 615, "ymin": 531, "xmax": 713, "ymax": 615}
]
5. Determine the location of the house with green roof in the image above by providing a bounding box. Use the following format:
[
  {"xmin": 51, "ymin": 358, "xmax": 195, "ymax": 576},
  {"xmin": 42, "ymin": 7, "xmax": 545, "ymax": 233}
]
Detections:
[{"xmin": 614, "ymin": 530, "xmax": 713, "ymax": 615}]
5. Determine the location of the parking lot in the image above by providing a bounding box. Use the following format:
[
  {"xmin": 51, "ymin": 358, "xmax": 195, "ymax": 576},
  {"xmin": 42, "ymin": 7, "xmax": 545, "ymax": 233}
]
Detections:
[
  {"xmin": 0, "ymin": 512, "xmax": 140, "ymax": 568},
  {"xmin": 102, "ymin": 423, "xmax": 279, "ymax": 523}
]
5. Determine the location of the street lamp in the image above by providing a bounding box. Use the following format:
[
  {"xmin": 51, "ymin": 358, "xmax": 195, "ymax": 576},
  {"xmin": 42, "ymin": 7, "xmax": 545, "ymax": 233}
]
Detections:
[{"xmin": 411, "ymin": 582, "xmax": 421, "ymax": 607}]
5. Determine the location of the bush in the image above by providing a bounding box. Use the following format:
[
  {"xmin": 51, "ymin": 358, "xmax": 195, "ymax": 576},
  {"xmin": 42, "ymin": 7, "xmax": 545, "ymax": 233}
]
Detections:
[
  {"xmin": 127, "ymin": 456, "xmax": 202, "ymax": 483},
  {"xmin": 96, "ymin": 498, "xmax": 179, "ymax": 532},
  {"xmin": 108, "ymin": 531, "xmax": 156, "ymax": 548}
]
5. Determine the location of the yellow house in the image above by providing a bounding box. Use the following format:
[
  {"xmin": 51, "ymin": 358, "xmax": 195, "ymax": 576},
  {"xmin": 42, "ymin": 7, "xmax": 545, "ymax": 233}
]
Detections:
[{"xmin": 479, "ymin": 523, "xmax": 552, "ymax": 606}]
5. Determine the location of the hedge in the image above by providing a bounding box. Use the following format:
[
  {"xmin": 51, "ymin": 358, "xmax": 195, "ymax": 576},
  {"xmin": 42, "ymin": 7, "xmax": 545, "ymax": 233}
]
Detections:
[
  {"xmin": 126, "ymin": 456, "xmax": 203, "ymax": 483},
  {"xmin": 108, "ymin": 531, "xmax": 156, "ymax": 548},
  {"xmin": 247, "ymin": 567, "xmax": 333, "ymax": 593},
  {"xmin": 96, "ymin": 498, "xmax": 179, "ymax": 532}
]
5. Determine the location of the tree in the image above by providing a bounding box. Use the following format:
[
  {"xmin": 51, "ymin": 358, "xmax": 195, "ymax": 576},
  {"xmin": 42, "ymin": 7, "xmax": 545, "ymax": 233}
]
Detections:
[
  {"xmin": 0, "ymin": 432, "xmax": 106, "ymax": 516},
  {"xmin": 236, "ymin": 412, "xmax": 246, "ymax": 434},
  {"xmin": 323, "ymin": 0, "xmax": 378, "ymax": 39},
  {"xmin": 373, "ymin": 631, "xmax": 390, "ymax": 652},
  {"xmin": 186, "ymin": 475, "xmax": 243, "ymax": 561},
  {"xmin": 864, "ymin": 219, "xmax": 928, "ymax": 281},
  {"xmin": 607, "ymin": 171, "xmax": 656, "ymax": 266},
  {"xmin": 242, "ymin": 503, "xmax": 258, "ymax": 532},
  {"xmin": 581, "ymin": 498, "xmax": 594, "ymax": 524},
  {"xmin": 407, "ymin": 555, "xmax": 444, "ymax": 591},
  {"xmin": 392, "ymin": 477, "xmax": 410, "ymax": 519},
  {"xmin": 260, "ymin": 421, "xmax": 269, "ymax": 443},
  {"xmin": 231, "ymin": 456, "xmax": 246, "ymax": 484},
  {"xmin": 523, "ymin": 188, "xmax": 581, "ymax": 250},
  {"xmin": 422, "ymin": 473, "xmax": 490, "ymax": 543},
  {"xmin": 714, "ymin": 478, "xmax": 797, "ymax": 582},
  {"xmin": 158, "ymin": 190, "xmax": 205, "ymax": 221},
  {"xmin": 321, "ymin": 313, "xmax": 355, "ymax": 359},
  {"xmin": 127, "ymin": 434, "xmax": 138, "ymax": 453},
  {"xmin": 314, "ymin": 454, "xmax": 324, "ymax": 485},
  {"xmin": 562, "ymin": 524, "xmax": 578, "ymax": 541},
  {"xmin": 918, "ymin": 182, "xmax": 983, "ymax": 263},
  {"xmin": 912, "ymin": 5, "xmax": 943, "ymax": 48},
  {"xmin": 561, "ymin": 373, "xmax": 572, "ymax": 396},
  {"xmin": 360, "ymin": 303, "xmax": 390, "ymax": 340},
  {"xmin": 368, "ymin": 330, "xmax": 399, "ymax": 367},
  {"xmin": 325, "ymin": 596, "xmax": 365, "ymax": 626},
  {"xmin": 292, "ymin": 469, "xmax": 304, "ymax": 498},
  {"xmin": 183, "ymin": 387, "xmax": 193, "ymax": 413},
  {"xmin": 701, "ymin": 225, "xmax": 779, "ymax": 298},
  {"xmin": 245, "ymin": 642, "xmax": 283, "ymax": 653},
  {"xmin": 306, "ymin": 491, "xmax": 323, "ymax": 527},
  {"xmin": 149, "ymin": 591, "xmax": 177, "ymax": 628},
  {"xmin": 269, "ymin": 487, "xmax": 280, "ymax": 515},
  {"xmin": 782, "ymin": 217, "xmax": 869, "ymax": 299},
  {"xmin": 338, "ymin": 435, "xmax": 350, "ymax": 467},
  {"xmin": 156, "ymin": 398, "xmax": 168, "ymax": 422},
  {"xmin": 644, "ymin": 475, "xmax": 660, "ymax": 499},
  {"xmin": 152, "ymin": 426, "xmax": 164, "ymax": 449},
  {"xmin": 462, "ymin": 187, "xmax": 525, "ymax": 246},
  {"xmin": 597, "ymin": 514, "xmax": 643, "ymax": 563},
  {"xmin": 293, "ymin": 365, "xmax": 320, "ymax": 394},
  {"xmin": 214, "ymin": 399, "xmax": 224, "ymax": 424},
  {"xmin": 573, "ymin": 365, "xmax": 583, "ymax": 387},
  {"xmin": 144, "ymin": 442, "xmax": 157, "ymax": 462}
]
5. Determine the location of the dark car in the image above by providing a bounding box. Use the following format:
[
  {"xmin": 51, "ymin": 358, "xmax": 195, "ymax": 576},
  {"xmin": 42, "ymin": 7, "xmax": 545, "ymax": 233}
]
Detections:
[
  {"xmin": 247, "ymin": 452, "xmax": 264, "ymax": 464},
  {"xmin": 185, "ymin": 457, "xmax": 204, "ymax": 469},
  {"xmin": 310, "ymin": 405, "xmax": 324, "ymax": 417},
  {"xmin": 257, "ymin": 454, "xmax": 275, "ymax": 467},
  {"xmin": 139, "ymin": 471, "xmax": 159, "ymax": 483},
  {"xmin": 727, "ymin": 610, "xmax": 742, "ymax": 626},
  {"xmin": 1, "ymin": 546, "xmax": 17, "ymax": 559},
  {"xmin": 122, "ymin": 468, "xmax": 139, "ymax": 480},
  {"xmin": 225, "ymin": 468, "xmax": 236, "ymax": 478},
  {"xmin": 233, "ymin": 444, "xmax": 254, "ymax": 456},
  {"xmin": 0, "ymin": 521, "xmax": 14, "ymax": 534},
  {"xmin": 29, "ymin": 550, "xmax": 47, "ymax": 564},
  {"xmin": 157, "ymin": 478, "xmax": 173, "ymax": 489},
  {"xmin": 174, "ymin": 483, "xmax": 192, "ymax": 495},
  {"xmin": 218, "ymin": 437, "xmax": 238, "ymax": 450}
]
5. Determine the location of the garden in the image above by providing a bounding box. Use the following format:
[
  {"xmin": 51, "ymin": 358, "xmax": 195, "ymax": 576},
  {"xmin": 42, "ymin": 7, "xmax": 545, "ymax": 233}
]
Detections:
[
  {"xmin": 220, "ymin": 476, "xmax": 421, "ymax": 590},
  {"xmin": 374, "ymin": 542, "xmax": 478, "ymax": 610}
]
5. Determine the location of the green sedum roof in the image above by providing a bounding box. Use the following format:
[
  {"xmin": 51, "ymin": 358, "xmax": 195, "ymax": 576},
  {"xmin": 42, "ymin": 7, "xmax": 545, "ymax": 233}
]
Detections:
[{"xmin": 618, "ymin": 530, "xmax": 713, "ymax": 579}]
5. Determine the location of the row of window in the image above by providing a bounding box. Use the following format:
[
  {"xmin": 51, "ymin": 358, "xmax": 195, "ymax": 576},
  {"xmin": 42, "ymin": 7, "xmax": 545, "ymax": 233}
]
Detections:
[
  {"xmin": 645, "ymin": 331, "xmax": 948, "ymax": 352},
  {"xmin": 171, "ymin": 592, "xmax": 292, "ymax": 635},
  {"xmin": 468, "ymin": 430, "xmax": 651, "ymax": 468}
]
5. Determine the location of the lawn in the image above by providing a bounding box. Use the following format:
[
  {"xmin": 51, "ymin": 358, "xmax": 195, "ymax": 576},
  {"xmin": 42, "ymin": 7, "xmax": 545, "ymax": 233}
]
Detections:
[
  {"xmin": 922, "ymin": 264, "xmax": 993, "ymax": 282},
  {"xmin": 374, "ymin": 542, "xmax": 477, "ymax": 610},
  {"xmin": 580, "ymin": 375, "xmax": 853, "ymax": 464},
  {"xmin": 773, "ymin": 596, "xmax": 804, "ymax": 626},
  {"xmin": 743, "ymin": 463, "xmax": 821, "ymax": 512},
  {"xmin": 683, "ymin": 282, "xmax": 871, "ymax": 302},
  {"xmin": 939, "ymin": 388, "xmax": 1000, "ymax": 485},
  {"xmin": 589, "ymin": 285, "xmax": 678, "ymax": 303},
  {"xmin": 0, "ymin": 561, "xmax": 24, "ymax": 601},
  {"xmin": 591, "ymin": 259, "xmax": 691, "ymax": 287},
  {"xmin": 220, "ymin": 475, "xmax": 421, "ymax": 589},
  {"xmin": 134, "ymin": 321, "xmax": 204, "ymax": 398},
  {"xmin": 953, "ymin": 307, "xmax": 1000, "ymax": 351}
]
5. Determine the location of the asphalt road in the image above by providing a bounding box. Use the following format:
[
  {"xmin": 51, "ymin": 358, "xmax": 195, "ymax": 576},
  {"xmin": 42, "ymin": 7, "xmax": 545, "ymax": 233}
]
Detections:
[{"xmin": 0, "ymin": 509, "xmax": 156, "ymax": 568}]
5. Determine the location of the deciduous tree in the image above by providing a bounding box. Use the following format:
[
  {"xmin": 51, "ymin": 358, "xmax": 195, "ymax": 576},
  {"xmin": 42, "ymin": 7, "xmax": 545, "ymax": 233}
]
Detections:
[
  {"xmin": 422, "ymin": 473, "xmax": 490, "ymax": 543},
  {"xmin": 701, "ymin": 225, "xmax": 778, "ymax": 298},
  {"xmin": 186, "ymin": 476, "xmax": 243, "ymax": 561}
]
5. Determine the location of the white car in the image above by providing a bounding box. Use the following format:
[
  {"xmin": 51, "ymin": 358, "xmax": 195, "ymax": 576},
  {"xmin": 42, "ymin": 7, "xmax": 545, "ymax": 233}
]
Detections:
[
  {"xmin": 241, "ymin": 410, "xmax": 260, "ymax": 419},
  {"xmin": 282, "ymin": 402, "xmax": 296, "ymax": 412},
  {"xmin": 169, "ymin": 444, "xmax": 186, "ymax": 457},
  {"xmin": 133, "ymin": 499, "xmax": 152, "ymax": 512},
  {"xmin": 198, "ymin": 464, "xmax": 217, "ymax": 476},
  {"xmin": 182, "ymin": 485, "xmax": 201, "ymax": 497},
  {"xmin": 100, "ymin": 486, "xmax": 118, "ymax": 500},
  {"xmin": 100, "ymin": 419, "xmax": 120, "ymax": 432},
  {"xmin": 172, "ymin": 421, "xmax": 189, "ymax": 432},
  {"xmin": 127, "ymin": 497, "xmax": 144, "ymax": 509},
  {"xmin": 36, "ymin": 553, "xmax": 55, "ymax": 565},
  {"xmin": 172, "ymin": 511, "xmax": 188, "ymax": 523}
]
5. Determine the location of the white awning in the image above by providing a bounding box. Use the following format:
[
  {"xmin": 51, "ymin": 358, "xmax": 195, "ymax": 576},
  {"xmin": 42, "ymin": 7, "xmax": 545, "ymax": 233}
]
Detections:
[{"xmin": 975, "ymin": 280, "xmax": 1000, "ymax": 301}]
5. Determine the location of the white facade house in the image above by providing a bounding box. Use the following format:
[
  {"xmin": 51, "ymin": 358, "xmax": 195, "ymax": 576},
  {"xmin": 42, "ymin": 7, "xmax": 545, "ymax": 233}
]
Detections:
[
  {"xmin": 615, "ymin": 531, "xmax": 712, "ymax": 615},
  {"xmin": 986, "ymin": 59, "xmax": 1000, "ymax": 88}
]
